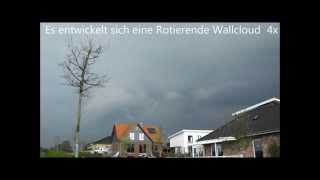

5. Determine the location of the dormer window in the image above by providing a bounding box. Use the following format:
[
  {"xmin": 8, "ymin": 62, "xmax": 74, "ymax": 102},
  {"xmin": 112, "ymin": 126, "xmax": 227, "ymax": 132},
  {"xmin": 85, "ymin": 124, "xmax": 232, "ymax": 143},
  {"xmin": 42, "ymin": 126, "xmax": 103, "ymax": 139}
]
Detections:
[{"xmin": 147, "ymin": 128, "xmax": 156, "ymax": 134}]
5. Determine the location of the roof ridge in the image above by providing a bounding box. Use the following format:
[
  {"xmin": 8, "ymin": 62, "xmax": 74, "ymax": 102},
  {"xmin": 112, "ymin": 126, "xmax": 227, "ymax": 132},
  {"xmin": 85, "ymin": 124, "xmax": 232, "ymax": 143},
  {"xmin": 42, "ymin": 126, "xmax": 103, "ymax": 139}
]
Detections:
[
  {"xmin": 197, "ymin": 120, "xmax": 232, "ymax": 142},
  {"xmin": 232, "ymin": 97, "xmax": 280, "ymax": 116}
]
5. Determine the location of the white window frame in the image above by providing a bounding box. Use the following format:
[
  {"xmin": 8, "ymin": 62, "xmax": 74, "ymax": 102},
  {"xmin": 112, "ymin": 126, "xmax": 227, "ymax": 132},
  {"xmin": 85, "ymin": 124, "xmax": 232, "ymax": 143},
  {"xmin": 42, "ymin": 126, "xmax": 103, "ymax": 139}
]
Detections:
[
  {"xmin": 139, "ymin": 133, "xmax": 144, "ymax": 141},
  {"xmin": 129, "ymin": 132, "xmax": 135, "ymax": 140},
  {"xmin": 252, "ymin": 140, "xmax": 256, "ymax": 158}
]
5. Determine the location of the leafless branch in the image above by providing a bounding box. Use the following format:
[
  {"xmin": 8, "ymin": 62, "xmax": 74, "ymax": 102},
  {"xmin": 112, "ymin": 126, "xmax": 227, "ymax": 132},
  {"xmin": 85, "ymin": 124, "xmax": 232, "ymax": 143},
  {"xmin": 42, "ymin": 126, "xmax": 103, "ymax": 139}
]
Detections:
[{"xmin": 60, "ymin": 37, "xmax": 110, "ymax": 98}]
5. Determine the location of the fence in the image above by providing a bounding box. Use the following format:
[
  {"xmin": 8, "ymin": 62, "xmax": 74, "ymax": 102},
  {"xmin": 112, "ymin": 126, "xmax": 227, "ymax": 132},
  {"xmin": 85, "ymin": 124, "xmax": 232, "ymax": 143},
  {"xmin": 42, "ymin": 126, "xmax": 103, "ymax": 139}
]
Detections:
[{"xmin": 198, "ymin": 154, "xmax": 244, "ymax": 158}]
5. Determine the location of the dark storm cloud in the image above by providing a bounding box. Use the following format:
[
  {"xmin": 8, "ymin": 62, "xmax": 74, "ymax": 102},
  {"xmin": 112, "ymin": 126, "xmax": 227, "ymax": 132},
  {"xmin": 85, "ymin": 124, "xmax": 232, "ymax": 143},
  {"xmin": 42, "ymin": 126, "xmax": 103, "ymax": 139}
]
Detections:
[{"xmin": 41, "ymin": 23, "xmax": 279, "ymax": 147}]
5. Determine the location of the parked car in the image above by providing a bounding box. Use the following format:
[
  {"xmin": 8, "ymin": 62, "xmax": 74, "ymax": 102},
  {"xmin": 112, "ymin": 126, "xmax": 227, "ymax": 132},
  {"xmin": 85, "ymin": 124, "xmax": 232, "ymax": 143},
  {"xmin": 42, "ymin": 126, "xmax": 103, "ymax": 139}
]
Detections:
[
  {"xmin": 112, "ymin": 152, "xmax": 120, "ymax": 157},
  {"xmin": 138, "ymin": 153, "xmax": 148, "ymax": 158}
]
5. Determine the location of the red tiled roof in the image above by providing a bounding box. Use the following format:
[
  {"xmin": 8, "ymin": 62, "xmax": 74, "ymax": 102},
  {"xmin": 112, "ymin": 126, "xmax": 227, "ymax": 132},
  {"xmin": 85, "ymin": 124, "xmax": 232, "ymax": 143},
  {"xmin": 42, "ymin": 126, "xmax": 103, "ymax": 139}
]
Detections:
[
  {"xmin": 112, "ymin": 123, "xmax": 162, "ymax": 143},
  {"xmin": 142, "ymin": 124, "xmax": 161, "ymax": 143}
]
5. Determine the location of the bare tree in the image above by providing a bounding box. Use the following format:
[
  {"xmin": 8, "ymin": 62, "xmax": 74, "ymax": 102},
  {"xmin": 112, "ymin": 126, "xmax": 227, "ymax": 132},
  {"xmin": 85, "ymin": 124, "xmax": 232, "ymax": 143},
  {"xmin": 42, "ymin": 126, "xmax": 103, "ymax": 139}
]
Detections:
[{"xmin": 61, "ymin": 37, "xmax": 110, "ymax": 158}]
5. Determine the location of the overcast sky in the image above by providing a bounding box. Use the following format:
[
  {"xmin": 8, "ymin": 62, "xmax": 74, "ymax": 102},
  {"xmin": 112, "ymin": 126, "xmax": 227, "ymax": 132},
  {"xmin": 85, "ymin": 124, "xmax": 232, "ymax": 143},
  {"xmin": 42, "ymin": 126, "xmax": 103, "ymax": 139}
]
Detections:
[{"xmin": 40, "ymin": 23, "xmax": 279, "ymax": 148}]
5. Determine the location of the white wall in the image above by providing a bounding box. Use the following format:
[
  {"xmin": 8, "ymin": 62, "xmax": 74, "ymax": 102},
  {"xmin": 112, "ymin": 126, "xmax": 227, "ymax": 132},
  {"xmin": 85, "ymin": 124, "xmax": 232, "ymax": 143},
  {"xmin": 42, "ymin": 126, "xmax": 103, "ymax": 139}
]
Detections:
[
  {"xmin": 169, "ymin": 133, "xmax": 185, "ymax": 148},
  {"xmin": 183, "ymin": 132, "xmax": 212, "ymax": 153},
  {"xmin": 169, "ymin": 130, "xmax": 212, "ymax": 154}
]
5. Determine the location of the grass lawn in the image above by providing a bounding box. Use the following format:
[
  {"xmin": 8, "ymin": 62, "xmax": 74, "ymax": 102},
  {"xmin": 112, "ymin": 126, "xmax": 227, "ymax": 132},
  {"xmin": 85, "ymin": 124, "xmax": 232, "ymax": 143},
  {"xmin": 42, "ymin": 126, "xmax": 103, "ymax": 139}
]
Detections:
[
  {"xmin": 41, "ymin": 150, "xmax": 73, "ymax": 158},
  {"xmin": 40, "ymin": 150, "xmax": 108, "ymax": 158}
]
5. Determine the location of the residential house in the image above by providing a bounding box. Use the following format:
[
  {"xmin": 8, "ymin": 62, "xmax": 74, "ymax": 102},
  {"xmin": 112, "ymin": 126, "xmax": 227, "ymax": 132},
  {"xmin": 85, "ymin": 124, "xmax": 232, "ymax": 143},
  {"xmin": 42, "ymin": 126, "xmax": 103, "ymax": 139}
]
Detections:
[
  {"xmin": 111, "ymin": 122, "xmax": 163, "ymax": 157},
  {"xmin": 86, "ymin": 136, "xmax": 112, "ymax": 154},
  {"xmin": 194, "ymin": 97, "xmax": 280, "ymax": 158},
  {"xmin": 168, "ymin": 129, "xmax": 213, "ymax": 156}
]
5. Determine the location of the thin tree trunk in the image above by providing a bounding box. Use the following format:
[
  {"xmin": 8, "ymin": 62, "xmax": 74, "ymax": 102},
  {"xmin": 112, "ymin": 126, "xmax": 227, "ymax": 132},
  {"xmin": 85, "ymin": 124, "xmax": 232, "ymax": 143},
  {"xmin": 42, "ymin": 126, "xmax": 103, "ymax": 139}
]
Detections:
[{"xmin": 75, "ymin": 90, "xmax": 82, "ymax": 158}]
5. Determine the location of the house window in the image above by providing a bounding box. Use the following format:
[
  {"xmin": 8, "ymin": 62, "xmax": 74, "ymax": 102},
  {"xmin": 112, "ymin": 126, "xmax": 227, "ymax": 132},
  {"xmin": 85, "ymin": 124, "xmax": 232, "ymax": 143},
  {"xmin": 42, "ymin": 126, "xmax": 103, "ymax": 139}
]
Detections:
[
  {"xmin": 211, "ymin": 143, "xmax": 223, "ymax": 156},
  {"xmin": 217, "ymin": 144, "xmax": 223, "ymax": 156},
  {"xmin": 139, "ymin": 144, "xmax": 147, "ymax": 153},
  {"xmin": 147, "ymin": 128, "xmax": 156, "ymax": 134},
  {"xmin": 188, "ymin": 136, "xmax": 193, "ymax": 143},
  {"xmin": 211, "ymin": 144, "xmax": 216, "ymax": 156},
  {"xmin": 127, "ymin": 144, "xmax": 134, "ymax": 153},
  {"xmin": 154, "ymin": 145, "xmax": 158, "ymax": 151},
  {"xmin": 139, "ymin": 133, "xmax": 144, "ymax": 141},
  {"xmin": 129, "ymin": 132, "xmax": 135, "ymax": 140},
  {"xmin": 188, "ymin": 146, "xmax": 192, "ymax": 156},
  {"xmin": 176, "ymin": 147, "xmax": 181, "ymax": 154},
  {"xmin": 253, "ymin": 138, "xmax": 263, "ymax": 158}
]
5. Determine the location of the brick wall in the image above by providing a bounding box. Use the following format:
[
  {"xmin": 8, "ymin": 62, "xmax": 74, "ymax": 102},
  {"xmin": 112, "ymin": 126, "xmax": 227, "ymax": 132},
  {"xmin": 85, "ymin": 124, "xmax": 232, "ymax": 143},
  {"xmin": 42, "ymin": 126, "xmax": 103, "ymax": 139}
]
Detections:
[
  {"xmin": 262, "ymin": 134, "xmax": 280, "ymax": 157},
  {"xmin": 221, "ymin": 133, "xmax": 280, "ymax": 158},
  {"xmin": 222, "ymin": 139, "xmax": 254, "ymax": 157}
]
